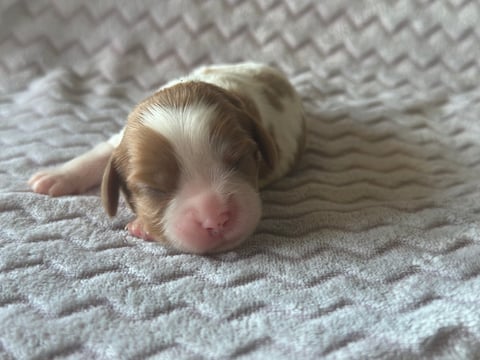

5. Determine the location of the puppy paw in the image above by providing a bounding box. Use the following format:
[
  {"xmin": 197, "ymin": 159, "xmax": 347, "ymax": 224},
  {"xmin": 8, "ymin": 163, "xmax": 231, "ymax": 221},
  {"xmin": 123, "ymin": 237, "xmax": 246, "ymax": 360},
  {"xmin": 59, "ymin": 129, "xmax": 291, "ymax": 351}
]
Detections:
[
  {"xmin": 28, "ymin": 170, "xmax": 82, "ymax": 196},
  {"xmin": 126, "ymin": 218, "xmax": 155, "ymax": 241}
]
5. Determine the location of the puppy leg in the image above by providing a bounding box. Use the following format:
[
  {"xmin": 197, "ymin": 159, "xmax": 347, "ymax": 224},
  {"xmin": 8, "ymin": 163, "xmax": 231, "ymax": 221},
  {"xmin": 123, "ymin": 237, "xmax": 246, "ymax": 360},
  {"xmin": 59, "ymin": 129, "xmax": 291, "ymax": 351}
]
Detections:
[
  {"xmin": 29, "ymin": 142, "xmax": 114, "ymax": 196},
  {"xmin": 126, "ymin": 218, "xmax": 155, "ymax": 241}
]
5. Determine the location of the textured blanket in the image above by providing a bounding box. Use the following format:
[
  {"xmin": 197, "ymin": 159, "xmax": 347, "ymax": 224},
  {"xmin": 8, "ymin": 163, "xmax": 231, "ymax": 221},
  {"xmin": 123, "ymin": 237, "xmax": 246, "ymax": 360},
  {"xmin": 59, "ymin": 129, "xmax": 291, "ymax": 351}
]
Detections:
[{"xmin": 2, "ymin": 1, "xmax": 480, "ymax": 359}]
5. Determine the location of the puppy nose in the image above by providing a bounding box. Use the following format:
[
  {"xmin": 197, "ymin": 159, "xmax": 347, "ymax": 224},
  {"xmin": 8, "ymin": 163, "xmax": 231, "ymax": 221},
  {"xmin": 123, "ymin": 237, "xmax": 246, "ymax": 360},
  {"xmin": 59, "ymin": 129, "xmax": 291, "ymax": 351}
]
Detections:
[{"xmin": 201, "ymin": 212, "xmax": 230, "ymax": 237}]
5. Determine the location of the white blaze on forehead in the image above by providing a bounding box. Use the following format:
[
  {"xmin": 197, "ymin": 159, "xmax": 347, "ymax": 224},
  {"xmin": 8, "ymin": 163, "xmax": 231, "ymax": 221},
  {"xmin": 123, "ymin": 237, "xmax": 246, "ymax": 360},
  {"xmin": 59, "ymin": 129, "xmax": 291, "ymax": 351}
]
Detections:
[
  {"xmin": 140, "ymin": 102, "xmax": 224, "ymax": 181},
  {"xmin": 140, "ymin": 103, "xmax": 214, "ymax": 143}
]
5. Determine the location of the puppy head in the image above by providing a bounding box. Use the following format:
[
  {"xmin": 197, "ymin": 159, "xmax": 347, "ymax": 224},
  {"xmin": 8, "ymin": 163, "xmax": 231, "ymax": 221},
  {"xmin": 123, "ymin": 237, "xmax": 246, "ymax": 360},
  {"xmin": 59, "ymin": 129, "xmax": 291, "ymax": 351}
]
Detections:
[{"xmin": 102, "ymin": 82, "xmax": 277, "ymax": 254}]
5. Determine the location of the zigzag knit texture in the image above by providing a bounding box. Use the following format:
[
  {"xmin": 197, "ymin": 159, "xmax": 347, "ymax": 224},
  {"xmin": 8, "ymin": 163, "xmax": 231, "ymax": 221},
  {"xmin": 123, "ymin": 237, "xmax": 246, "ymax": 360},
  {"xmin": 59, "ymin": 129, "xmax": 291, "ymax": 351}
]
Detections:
[{"xmin": 2, "ymin": 1, "xmax": 480, "ymax": 359}]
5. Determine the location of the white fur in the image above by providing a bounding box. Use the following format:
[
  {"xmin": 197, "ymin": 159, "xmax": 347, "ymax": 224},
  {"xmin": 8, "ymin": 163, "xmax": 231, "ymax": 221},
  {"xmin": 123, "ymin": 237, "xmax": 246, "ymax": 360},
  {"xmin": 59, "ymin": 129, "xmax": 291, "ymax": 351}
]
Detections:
[
  {"xmin": 162, "ymin": 177, "xmax": 262, "ymax": 253},
  {"xmin": 141, "ymin": 104, "xmax": 219, "ymax": 180}
]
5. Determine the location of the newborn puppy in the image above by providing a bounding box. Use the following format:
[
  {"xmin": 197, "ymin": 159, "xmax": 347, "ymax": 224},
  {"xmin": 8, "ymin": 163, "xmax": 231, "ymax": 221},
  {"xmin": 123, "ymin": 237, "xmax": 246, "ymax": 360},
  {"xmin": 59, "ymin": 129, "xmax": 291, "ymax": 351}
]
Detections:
[{"xmin": 29, "ymin": 63, "xmax": 305, "ymax": 254}]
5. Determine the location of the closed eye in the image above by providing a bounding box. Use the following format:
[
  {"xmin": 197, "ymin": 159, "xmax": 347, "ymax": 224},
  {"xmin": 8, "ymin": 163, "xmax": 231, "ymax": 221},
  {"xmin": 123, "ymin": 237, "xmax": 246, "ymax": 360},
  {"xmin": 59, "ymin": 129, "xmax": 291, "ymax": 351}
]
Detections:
[
  {"xmin": 225, "ymin": 152, "xmax": 248, "ymax": 171},
  {"xmin": 135, "ymin": 183, "xmax": 167, "ymax": 198},
  {"xmin": 224, "ymin": 150, "xmax": 259, "ymax": 181},
  {"xmin": 223, "ymin": 143, "xmax": 257, "ymax": 169},
  {"xmin": 146, "ymin": 187, "xmax": 166, "ymax": 197}
]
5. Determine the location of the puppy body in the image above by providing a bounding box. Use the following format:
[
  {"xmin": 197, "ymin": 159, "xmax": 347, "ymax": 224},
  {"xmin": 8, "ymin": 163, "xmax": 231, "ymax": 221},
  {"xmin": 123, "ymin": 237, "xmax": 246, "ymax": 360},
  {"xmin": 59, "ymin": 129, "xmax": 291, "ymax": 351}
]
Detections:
[{"xmin": 29, "ymin": 63, "xmax": 305, "ymax": 254}]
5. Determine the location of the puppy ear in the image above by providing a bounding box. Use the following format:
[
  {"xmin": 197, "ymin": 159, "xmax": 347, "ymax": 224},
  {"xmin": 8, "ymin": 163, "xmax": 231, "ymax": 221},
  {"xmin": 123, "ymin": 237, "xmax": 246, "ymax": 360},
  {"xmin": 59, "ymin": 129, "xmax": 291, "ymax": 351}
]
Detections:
[
  {"xmin": 232, "ymin": 94, "xmax": 278, "ymax": 172},
  {"xmin": 101, "ymin": 155, "xmax": 121, "ymax": 217},
  {"xmin": 210, "ymin": 85, "xmax": 279, "ymax": 175},
  {"xmin": 248, "ymin": 116, "xmax": 278, "ymax": 171}
]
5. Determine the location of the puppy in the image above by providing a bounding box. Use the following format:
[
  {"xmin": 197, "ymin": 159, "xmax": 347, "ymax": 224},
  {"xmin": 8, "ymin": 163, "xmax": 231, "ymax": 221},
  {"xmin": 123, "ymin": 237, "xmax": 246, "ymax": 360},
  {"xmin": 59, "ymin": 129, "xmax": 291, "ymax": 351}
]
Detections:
[{"xmin": 29, "ymin": 63, "xmax": 305, "ymax": 254}]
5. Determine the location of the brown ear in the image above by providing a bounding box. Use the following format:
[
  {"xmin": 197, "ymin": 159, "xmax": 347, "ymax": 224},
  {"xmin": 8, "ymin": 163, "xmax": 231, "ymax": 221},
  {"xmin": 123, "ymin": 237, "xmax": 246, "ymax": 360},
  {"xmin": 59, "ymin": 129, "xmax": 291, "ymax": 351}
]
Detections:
[
  {"xmin": 249, "ymin": 117, "xmax": 278, "ymax": 171},
  {"xmin": 204, "ymin": 84, "xmax": 279, "ymax": 173},
  {"xmin": 227, "ymin": 91, "xmax": 278, "ymax": 171},
  {"xmin": 101, "ymin": 156, "xmax": 121, "ymax": 217}
]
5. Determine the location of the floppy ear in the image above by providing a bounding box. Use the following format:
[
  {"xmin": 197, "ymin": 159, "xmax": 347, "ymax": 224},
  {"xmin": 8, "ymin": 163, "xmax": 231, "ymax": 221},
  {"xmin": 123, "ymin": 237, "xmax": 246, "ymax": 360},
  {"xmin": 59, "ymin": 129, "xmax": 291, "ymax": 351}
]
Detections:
[
  {"xmin": 101, "ymin": 156, "xmax": 121, "ymax": 217},
  {"xmin": 224, "ymin": 91, "xmax": 278, "ymax": 172},
  {"xmin": 207, "ymin": 84, "xmax": 279, "ymax": 174},
  {"xmin": 234, "ymin": 97, "xmax": 278, "ymax": 173},
  {"xmin": 248, "ymin": 116, "xmax": 278, "ymax": 171}
]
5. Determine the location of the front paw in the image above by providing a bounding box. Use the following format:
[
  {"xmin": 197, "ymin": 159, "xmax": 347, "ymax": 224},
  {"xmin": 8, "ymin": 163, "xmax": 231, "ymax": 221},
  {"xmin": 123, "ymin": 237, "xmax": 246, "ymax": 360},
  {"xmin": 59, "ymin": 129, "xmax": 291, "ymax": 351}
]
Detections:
[
  {"xmin": 28, "ymin": 170, "xmax": 80, "ymax": 196},
  {"xmin": 126, "ymin": 218, "xmax": 155, "ymax": 241}
]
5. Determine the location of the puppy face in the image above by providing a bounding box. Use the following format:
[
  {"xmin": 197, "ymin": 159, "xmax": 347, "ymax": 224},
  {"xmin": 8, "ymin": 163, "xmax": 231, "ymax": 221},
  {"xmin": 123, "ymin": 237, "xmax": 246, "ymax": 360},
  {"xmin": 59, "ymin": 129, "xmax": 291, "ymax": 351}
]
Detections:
[{"xmin": 102, "ymin": 82, "xmax": 277, "ymax": 254}]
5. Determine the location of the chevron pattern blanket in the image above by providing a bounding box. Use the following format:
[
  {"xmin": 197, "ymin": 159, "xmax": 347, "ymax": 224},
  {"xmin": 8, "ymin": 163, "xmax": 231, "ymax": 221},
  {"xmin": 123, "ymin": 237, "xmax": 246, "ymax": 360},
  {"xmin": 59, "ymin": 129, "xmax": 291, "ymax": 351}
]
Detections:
[{"xmin": 2, "ymin": 1, "xmax": 480, "ymax": 359}]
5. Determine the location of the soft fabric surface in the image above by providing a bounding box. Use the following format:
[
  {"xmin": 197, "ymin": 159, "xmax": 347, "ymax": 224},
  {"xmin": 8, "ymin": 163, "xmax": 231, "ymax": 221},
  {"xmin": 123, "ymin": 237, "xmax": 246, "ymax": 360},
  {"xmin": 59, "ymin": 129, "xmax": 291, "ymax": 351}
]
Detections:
[{"xmin": 2, "ymin": 1, "xmax": 480, "ymax": 359}]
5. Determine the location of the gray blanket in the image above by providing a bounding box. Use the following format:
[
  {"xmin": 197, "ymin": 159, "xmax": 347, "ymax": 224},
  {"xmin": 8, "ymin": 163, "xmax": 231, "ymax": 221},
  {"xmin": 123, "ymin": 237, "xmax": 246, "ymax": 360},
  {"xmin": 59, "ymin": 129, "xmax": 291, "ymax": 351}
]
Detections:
[{"xmin": 2, "ymin": 1, "xmax": 480, "ymax": 359}]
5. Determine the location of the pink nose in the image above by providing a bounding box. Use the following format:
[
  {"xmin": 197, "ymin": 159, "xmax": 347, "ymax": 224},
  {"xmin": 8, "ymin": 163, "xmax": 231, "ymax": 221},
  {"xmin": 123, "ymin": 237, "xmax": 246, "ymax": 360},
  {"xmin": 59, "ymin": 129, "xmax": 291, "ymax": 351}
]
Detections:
[
  {"xmin": 200, "ymin": 211, "xmax": 230, "ymax": 238},
  {"xmin": 174, "ymin": 192, "xmax": 237, "ymax": 252}
]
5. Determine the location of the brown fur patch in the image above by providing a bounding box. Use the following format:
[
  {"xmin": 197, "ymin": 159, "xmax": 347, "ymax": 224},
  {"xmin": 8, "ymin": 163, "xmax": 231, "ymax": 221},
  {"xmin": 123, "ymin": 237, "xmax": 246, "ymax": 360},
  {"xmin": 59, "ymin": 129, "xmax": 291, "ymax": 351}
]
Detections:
[
  {"xmin": 125, "ymin": 123, "xmax": 180, "ymax": 193},
  {"xmin": 102, "ymin": 142, "xmax": 133, "ymax": 216},
  {"xmin": 101, "ymin": 112, "xmax": 180, "ymax": 241},
  {"xmin": 254, "ymin": 70, "xmax": 295, "ymax": 111},
  {"xmin": 123, "ymin": 121, "xmax": 180, "ymax": 241}
]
